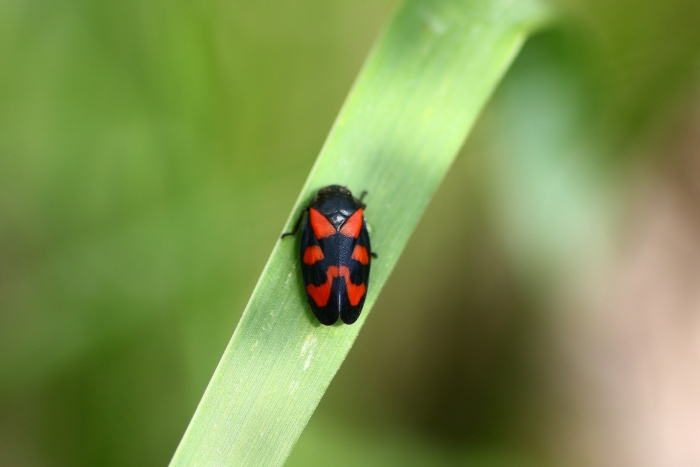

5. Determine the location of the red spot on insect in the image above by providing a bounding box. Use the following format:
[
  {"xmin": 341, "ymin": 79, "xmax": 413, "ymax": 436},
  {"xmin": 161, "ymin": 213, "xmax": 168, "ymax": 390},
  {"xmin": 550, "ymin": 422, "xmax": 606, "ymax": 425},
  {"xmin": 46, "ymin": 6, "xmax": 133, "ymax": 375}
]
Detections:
[
  {"xmin": 351, "ymin": 245, "xmax": 370, "ymax": 265},
  {"xmin": 306, "ymin": 265, "xmax": 366, "ymax": 308},
  {"xmin": 309, "ymin": 208, "xmax": 336, "ymax": 239},
  {"xmin": 306, "ymin": 266, "xmax": 339, "ymax": 306},
  {"xmin": 339, "ymin": 209, "xmax": 363, "ymax": 238},
  {"xmin": 339, "ymin": 266, "xmax": 366, "ymax": 306},
  {"xmin": 303, "ymin": 245, "xmax": 324, "ymax": 265}
]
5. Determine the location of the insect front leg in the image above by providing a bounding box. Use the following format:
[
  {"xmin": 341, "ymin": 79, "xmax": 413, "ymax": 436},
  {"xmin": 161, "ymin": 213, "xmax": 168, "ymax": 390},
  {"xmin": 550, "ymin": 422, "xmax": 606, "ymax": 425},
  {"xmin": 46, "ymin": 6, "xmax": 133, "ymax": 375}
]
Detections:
[{"xmin": 281, "ymin": 207, "xmax": 308, "ymax": 239}]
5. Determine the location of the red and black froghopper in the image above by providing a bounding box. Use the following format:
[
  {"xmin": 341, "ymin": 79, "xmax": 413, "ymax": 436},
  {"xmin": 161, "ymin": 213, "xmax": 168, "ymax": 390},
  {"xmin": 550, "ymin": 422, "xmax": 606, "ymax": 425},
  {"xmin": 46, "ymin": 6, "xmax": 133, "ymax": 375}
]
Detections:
[{"xmin": 281, "ymin": 185, "xmax": 374, "ymax": 325}]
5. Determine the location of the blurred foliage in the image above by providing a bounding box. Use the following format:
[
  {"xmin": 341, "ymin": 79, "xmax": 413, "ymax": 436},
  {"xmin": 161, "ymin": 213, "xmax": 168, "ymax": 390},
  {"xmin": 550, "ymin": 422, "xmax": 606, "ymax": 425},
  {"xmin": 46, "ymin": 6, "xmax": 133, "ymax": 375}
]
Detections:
[
  {"xmin": 170, "ymin": 1, "xmax": 550, "ymax": 465},
  {"xmin": 1, "ymin": 0, "xmax": 700, "ymax": 466}
]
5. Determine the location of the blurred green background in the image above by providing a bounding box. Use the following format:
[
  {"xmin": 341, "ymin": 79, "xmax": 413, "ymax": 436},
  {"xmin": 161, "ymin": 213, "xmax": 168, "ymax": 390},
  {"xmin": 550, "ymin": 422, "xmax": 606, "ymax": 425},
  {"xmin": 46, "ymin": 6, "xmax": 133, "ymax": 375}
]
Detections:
[{"xmin": 2, "ymin": 0, "xmax": 700, "ymax": 466}]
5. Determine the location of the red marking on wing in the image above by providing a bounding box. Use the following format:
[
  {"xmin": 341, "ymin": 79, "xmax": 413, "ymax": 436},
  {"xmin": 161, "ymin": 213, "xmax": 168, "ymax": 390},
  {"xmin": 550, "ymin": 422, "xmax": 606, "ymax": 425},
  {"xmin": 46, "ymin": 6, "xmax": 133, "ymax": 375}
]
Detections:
[
  {"xmin": 309, "ymin": 208, "xmax": 336, "ymax": 239},
  {"xmin": 306, "ymin": 265, "xmax": 366, "ymax": 308},
  {"xmin": 351, "ymin": 245, "xmax": 370, "ymax": 265},
  {"xmin": 339, "ymin": 266, "xmax": 366, "ymax": 306},
  {"xmin": 306, "ymin": 266, "xmax": 339, "ymax": 307},
  {"xmin": 339, "ymin": 209, "xmax": 363, "ymax": 238},
  {"xmin": 303, "ymin": 245, "xmax": 325, "ymax": 265}
]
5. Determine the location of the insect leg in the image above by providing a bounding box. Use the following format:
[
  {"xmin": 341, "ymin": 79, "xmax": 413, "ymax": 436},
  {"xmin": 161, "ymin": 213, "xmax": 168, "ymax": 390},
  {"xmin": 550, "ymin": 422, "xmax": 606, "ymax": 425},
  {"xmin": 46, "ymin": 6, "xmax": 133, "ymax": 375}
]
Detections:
[{"xmin": 280, "ymin": 207, "xmax": 308, "ymax": 239}]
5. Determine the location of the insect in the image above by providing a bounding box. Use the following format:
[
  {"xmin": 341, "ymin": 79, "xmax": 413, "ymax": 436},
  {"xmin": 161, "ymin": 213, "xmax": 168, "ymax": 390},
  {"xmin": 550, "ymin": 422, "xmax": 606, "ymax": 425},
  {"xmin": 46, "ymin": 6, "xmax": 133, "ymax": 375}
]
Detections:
[{"xmin": 281, "ymin": 185, "xmax": 375, "ymax": 325}]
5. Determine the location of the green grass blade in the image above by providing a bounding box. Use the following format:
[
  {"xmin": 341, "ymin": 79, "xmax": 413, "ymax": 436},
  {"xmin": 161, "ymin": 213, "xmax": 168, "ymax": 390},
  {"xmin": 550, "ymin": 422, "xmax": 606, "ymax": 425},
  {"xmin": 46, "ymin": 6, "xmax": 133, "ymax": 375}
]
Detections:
[{"xmin": 170, "ymin": 0, "xmax": 550, "ymax": 465}]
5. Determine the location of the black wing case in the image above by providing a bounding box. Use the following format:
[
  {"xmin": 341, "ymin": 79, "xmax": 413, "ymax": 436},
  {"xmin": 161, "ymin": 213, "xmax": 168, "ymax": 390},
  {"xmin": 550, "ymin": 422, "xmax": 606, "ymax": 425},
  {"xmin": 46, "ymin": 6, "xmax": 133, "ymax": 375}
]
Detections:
[
  {"xmin": 339, "ymin": 220, "xmax": 371, "ymax": 324},
  {"xmin": 299, "ymin": 218, "xmax": 340, "ymax": 325}
]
